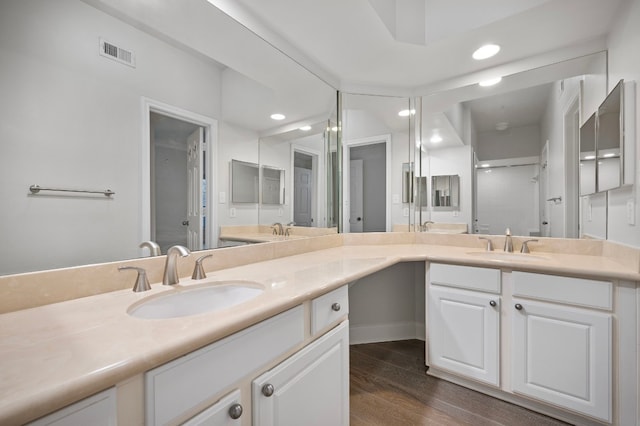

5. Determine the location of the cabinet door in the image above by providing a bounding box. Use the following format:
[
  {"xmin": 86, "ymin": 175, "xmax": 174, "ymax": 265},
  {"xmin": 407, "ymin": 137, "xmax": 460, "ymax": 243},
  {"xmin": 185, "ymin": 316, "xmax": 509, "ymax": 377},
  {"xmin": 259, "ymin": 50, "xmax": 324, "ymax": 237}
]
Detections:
[
  {"xmin": 511, "ymin": 299, "xmax": 612, "ymax": 422},
  {"xmin": 428, "ymin": 286, "xmax": 500, "ymax": 386},
  {"xmin": 252, "ymin": 321, "xmax": 349, "ymax": 426},
  {"xmin": 182, "ymin": 390, "xmax": 242, "ymax": 426}
]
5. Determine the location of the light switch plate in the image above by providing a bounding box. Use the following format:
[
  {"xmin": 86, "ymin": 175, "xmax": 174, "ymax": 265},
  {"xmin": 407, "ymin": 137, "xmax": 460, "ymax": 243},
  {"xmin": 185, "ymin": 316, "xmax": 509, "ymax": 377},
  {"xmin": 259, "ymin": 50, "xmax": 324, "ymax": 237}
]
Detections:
[
  {"xmin": 219, "ymin": 191, "xmax": 226, "ymax": 203},
  {"xmin": 627, "ymin": 199, "xmax": 635, "ymax": 225},
  {"xmin": 392, "ymin": 194, "xmax": 400, "ymax": 204},
  {"xmin": 229, "ymin": 208, "xmax": 236, "ymax": 218}
]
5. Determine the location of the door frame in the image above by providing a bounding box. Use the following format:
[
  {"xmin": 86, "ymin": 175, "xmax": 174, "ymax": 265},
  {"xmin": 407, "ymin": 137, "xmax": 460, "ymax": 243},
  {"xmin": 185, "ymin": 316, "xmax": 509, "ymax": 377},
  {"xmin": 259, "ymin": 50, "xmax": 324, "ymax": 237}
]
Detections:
[
  {"xmin": 563, "ymin": 92, "xmax": 580, "ymax": 238},
  {"xmin": 141, "ymin": 97, "xmax": 218, "ymax": 253},
  {"xmin": 342, "ymin": 134, "xmax": 391, "ymax": 232},
  {"xmin": 290, "ymin": 144, "xmax": 324, "ymax": 227}
]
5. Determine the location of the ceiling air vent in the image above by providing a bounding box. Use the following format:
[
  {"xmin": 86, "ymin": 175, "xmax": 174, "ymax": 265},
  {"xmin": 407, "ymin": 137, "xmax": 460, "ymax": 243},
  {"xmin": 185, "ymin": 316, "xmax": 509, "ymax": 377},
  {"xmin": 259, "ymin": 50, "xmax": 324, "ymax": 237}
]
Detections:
[{"xmin": 99, "ymin": 37, "xmax": 135, "ymax": 68}]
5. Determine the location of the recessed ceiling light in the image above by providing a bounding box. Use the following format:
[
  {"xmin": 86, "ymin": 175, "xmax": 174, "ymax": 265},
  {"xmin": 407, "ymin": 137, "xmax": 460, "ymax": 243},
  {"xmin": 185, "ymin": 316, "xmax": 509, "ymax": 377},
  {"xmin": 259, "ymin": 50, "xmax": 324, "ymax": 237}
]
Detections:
[
  {"xmin": 299, "ymin": 125, "xmax": 312, "ymax": 131},
  {"xmin": 270, "ymin": 113, "xmax": 285, "ymax": 120},
  {"xmin": 603, "ymin": 153, "xmax": 616, "ymax": 158},
  {"xmin": 495, "ymin": 122, "xmax": 509, "ymax": 131},
  {"xmin": 479, "ymin": 77, "xmax": 502, "ymax": 87},
  {"xmin": 480, "ymin": 163, "xmax": 490, "ymax": 168},
  {"xmin": 430, "ymin": 135, "xmax": 443, "ymax": 143},
  {"xmin": 473, "ymin": 44, "xmax": 500, "ymax": 60},
  {"xmin": 584, "ymin": 155, "xmax": 596, "ymax": 160},
  {"xmin": 398, "ymin": 109, "xmax": 416, "ymax": 117},
  {"xmin": 331, "ymin": 126, "xmax": 338, "ymax": 132}
]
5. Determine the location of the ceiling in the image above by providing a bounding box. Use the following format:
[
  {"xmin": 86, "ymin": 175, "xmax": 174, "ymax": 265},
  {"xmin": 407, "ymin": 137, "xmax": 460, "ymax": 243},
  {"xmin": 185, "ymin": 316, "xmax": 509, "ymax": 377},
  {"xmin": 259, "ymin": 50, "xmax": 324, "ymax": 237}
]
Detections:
[{"xmin": 226, "ymin": 0, "xmax": 623, "ymax": 92}]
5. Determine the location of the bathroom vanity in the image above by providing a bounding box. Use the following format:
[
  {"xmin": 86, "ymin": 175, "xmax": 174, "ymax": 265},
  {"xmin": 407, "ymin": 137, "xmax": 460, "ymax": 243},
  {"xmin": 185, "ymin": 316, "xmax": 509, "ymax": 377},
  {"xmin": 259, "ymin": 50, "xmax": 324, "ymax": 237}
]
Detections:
[{"xmin": 1, "ymin": 233, "xmax": 638, "ymax": 425}]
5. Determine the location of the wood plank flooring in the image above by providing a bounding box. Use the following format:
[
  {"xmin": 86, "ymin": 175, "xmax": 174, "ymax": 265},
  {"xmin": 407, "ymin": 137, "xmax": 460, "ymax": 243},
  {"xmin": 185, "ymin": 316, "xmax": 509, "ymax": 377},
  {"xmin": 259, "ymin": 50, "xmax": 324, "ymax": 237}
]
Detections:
[{"xmin": 349, "ymin": 340, "xmax": 571, "ymax": 426}]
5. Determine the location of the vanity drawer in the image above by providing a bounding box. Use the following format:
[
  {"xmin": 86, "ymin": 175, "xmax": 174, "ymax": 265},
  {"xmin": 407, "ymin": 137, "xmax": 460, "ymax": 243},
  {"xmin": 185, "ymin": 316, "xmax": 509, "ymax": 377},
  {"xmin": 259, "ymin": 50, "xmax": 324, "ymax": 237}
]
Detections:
[
  {"xmin": 429, "ymin": 263, "xmax": 501, "ymax": 293},
  {"xmin": 145, "ymin": 306, "xmax": 304, "ymax": 425},
  {"xmin": 311, "ymin": 285, "xmax": 349, "ymax": 335},
  {"xmin": 512, "ymin": 271, "xmax": 613, "ymax": 310}
]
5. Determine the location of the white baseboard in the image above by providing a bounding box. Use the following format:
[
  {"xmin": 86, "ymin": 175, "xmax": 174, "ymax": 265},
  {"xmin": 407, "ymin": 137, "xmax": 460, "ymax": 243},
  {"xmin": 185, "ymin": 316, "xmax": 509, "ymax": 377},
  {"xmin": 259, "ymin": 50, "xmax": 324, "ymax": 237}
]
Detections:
[{"xmin": 349, "ymin": 321, "xmax": 424, "ymax": 345}]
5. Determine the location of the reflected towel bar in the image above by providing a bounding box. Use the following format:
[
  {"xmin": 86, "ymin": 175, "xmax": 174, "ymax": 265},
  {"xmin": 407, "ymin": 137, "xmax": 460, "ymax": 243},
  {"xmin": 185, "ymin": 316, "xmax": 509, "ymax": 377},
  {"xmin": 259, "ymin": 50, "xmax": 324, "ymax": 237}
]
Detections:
[{"xmin": 29, "ymin": 184, "xmax": 115, "ymax": 197}]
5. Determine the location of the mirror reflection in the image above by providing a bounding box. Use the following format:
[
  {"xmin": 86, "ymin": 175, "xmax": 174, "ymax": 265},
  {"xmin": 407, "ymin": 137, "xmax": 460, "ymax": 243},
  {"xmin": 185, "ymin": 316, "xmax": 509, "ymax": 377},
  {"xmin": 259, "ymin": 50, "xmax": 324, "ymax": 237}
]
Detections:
[
  {"xmin": 231, "ymin": 160, "xmax": 259, "ymax": 204},
  {"xmin": 579, "ymin": 113, "xmax": 597, "ymax": 196},
  {"xmin": 597, "ymin": 80, "xmax": 623, "ymax": 192},
  {"xmin": 419, "ymin": 52, "xmax": 607, "ymax": 239},
  {"xmin": 0, "ymin": 0, "xmax": 336, "ymax": 275}
]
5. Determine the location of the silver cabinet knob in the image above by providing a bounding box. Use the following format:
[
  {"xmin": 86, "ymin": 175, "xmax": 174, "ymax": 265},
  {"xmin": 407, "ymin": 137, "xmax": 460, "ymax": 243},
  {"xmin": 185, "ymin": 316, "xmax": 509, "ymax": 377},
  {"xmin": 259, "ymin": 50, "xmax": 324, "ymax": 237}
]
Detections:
[
  {"xmin": 489, "ymin": 300, "xmax": 497, "ymax": 307},
  {"xmin": 515, "ymin": 303, "xmax": 523, "ymax": 310},
  {"xmin": 228, "ymin": 403, "xmax": 243, "ymax": 420},
  {"xmin": 262, "ymin": 383, "xmax": 274, "ymax": 397},
  {"xmin": 331, "ymin": 302, "xmax": 341, "ymax": 312}
]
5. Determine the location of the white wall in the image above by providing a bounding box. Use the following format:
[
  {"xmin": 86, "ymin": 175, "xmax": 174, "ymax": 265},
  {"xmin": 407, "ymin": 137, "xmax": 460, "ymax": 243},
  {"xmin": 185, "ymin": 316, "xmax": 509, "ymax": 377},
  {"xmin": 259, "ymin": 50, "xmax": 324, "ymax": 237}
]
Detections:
[
  {"xmin": 477, "ymin": 165, "xmax": 540, "ymax": 236},
  {"xmin": 0, "ymin": 0, "xmax": 222, "ymax": 274},
  {"xmin": 604, "ymin": 0, "xmax": 640, "ymax": 247},
  {"xmin": 217, "ymin": 123, "xmax": 260, "ymax": 228},
  {"xmin": 476, "ymin": 125, "xmax": 541, "ymax": 161},
  {"xmin": 425, "ymin": 145, "xmax": 473, "ymax": 230},
  {"xmin": 349, "ymin": 262, "xmax": 426, "ymax": 344}
]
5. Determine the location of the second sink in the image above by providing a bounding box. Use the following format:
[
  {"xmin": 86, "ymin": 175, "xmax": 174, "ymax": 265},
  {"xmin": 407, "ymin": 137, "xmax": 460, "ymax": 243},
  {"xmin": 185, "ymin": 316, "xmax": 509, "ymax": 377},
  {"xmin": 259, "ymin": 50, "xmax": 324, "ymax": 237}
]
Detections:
[{"xmin": 128, "ymin": 281, "xmax": 264, "ymax": 319}]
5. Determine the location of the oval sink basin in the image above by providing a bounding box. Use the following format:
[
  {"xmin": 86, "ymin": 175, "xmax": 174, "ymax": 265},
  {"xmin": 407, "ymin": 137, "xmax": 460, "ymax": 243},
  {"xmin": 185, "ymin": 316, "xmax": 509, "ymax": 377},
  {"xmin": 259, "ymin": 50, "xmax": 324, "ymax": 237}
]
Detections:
[
  {"xmin": 128, "ymin": 281, "xmax": 264, "ymax": 319},
  {"xmin": 466, "ymin": 251, "xmax": 547, "ymax": 262}
]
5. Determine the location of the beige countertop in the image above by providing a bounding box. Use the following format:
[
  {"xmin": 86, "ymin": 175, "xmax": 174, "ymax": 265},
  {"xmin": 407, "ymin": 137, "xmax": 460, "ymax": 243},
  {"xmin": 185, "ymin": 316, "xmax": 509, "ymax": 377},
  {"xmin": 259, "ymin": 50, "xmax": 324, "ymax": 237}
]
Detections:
[{"xmin": 1, "ymin": 241, "xmax": 638, "ymax": 424}]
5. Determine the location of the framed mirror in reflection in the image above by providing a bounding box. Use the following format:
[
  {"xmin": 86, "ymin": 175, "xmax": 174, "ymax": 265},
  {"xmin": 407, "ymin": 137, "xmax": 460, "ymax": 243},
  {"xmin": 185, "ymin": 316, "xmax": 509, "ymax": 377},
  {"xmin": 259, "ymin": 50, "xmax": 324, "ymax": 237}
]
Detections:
[
  {"xmin": 231, "ymin": 160, "xmax": 259, "ymax": 204},
  {"xmin": 0, "ymin": 0, "xmax": 337, "ymax": 275}
]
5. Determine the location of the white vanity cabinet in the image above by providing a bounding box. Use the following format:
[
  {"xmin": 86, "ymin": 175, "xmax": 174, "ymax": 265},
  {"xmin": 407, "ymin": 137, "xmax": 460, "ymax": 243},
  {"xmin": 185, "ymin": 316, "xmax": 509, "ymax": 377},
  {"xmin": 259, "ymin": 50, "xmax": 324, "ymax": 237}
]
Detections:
[
  {"xmin": 427, "ymin": 263, "xmax": 501, "ymax": 386},
  {"xmin": 252, "ymin": 321, "xmax": 349, "ymax": 426},
  {"xmin": 510, "ymin": 272, "xmax": 613, "ymax": 423},
  {"xmin": 144, "ymin": 285, "xmax": 350, "ymax": 426}
]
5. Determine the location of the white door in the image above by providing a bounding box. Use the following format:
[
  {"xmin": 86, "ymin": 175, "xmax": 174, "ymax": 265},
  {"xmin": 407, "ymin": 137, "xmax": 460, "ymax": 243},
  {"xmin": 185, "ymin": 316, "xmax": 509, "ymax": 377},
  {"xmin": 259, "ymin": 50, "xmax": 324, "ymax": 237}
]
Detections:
[
  {"xmin": 349, "ymin": 159, "xmax": 363, "ymax": 232},
  {"xmin": 187, "ymin": 128, "xmax": 204, "ymax": 251},
  {"xmin": 511, "ymin": 299, "xmax": 612, "ymax": 422},
  {"xmin": 428, "ymin": 286, "xmax": 500, "ymax": 386},
  {"xmin": 294, "ymin": 167, "xmax": 313, "ymax": 226},
  {"xmin": 252, "ymin": 321, "xmax": 349, "ymax": 426}
]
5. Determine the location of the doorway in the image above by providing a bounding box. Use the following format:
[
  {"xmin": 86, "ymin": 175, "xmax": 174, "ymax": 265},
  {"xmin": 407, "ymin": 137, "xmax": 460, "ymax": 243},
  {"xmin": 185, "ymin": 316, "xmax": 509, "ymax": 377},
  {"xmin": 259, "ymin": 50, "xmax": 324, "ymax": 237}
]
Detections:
[
  {"xmin": 343, "ymin": 135, "xmax": 391, "ymax": 232},
  {"xmin": 293, "ymin": 151, "xmax": 315, "ymax": 227},
  {"xmin": 142, "ymin": 98, "xmax": 218, "ymax": 255}
]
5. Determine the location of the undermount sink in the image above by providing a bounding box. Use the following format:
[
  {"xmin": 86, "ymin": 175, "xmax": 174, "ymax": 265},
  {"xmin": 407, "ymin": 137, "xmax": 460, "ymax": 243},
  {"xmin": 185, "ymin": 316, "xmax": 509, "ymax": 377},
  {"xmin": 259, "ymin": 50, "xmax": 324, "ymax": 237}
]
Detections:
[
  {"xmin": 466, "ymin": 251, "xmax": 547, "ymax": 262},
  {"xmin": 128, "ymin": 281, "xmax": 264, "ymax": 319}
]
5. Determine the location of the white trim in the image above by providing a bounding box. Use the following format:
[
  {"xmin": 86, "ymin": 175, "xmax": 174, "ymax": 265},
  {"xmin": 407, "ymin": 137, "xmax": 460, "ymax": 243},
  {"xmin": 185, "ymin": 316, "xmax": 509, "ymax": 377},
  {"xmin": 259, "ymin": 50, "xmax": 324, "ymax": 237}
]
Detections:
[
  {"xmin": 141, "ymin": 97, "xmax": 218, "ymax": 252},
  {"xmin": 563, "ymin": 92, "xmax": 581, "ymax": 238},
  {"xmin": 343, "ymin": 134, "xmax": 392, "ymax": 232},
  {"xmin": 290, "ymin": 144, "xmax": 325, "ymax": 228}
]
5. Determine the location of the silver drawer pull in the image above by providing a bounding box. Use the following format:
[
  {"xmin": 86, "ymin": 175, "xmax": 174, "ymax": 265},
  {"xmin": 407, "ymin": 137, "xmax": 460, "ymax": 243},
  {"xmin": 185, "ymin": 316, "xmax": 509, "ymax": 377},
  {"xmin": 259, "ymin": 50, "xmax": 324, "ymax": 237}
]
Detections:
[
  {"xmin": 331, "ymin": 302, "xmax": 341, "ymax": 312},
  {"xmin": 489, "ymin": 300, "xmax": 497, "ymax": 307},
  {"xmin": 262, "ymin": 383, "xmax": 275, "ymax": 397},
  {"xmin": 228, "ymin": 403, "xmax": 243, "ymax": 419}
]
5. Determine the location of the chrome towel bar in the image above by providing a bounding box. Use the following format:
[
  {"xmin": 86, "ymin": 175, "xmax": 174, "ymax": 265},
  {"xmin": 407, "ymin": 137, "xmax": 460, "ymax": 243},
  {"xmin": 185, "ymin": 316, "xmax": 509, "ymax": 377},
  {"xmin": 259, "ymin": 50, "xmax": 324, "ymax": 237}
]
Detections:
[{"xmin": 29, "ymin": 184, "xmax": 115, "ymax": 197}]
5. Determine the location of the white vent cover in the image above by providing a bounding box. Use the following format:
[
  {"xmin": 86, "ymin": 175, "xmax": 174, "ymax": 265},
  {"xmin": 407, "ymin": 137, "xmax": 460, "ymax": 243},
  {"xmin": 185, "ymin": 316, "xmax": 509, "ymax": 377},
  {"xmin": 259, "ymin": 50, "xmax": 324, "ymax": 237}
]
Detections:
[{"xmin": 99, "ymin": 38, "xmax": 135, "ymax": 67}]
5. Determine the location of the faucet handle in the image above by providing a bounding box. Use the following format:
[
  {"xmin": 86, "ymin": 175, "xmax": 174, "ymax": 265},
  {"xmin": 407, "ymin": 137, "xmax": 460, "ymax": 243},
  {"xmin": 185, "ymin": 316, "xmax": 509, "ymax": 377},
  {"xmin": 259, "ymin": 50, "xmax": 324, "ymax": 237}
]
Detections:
[
  {"xmin": 192, "ymin": 254, "xmax": 213, "ymax": 280},
  {"xmin": 520, "ymin": 239, "xmax": 538, "ymax": 253},
  {"xmin": 478, "ymin": 236, "xmax": 493, "ymax": 251},
  {"xmin": 119, "ymin": 266, "xmax": 151, "ymax": 292}
]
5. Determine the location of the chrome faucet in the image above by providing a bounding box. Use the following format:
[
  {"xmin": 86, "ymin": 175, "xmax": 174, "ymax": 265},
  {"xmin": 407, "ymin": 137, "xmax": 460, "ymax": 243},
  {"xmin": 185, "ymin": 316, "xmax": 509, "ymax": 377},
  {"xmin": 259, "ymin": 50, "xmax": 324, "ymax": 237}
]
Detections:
[
  {"xmin": 139, "ymin": 240, "xmax": 161, "ymax": 256},
  {"xmin": 163, "ymin": 245, "xmax": 190, "ymax": 285},
  {"xmin": 272, "ymin": 222, "xmax": 284, "ymax": 236},
  {"xmin": 504, "ymin": 228, "xmax": 514, "ymax": 252},
  {"xmin": 422, "ymin": 221, "xmax": 434, "ymax": 232}
]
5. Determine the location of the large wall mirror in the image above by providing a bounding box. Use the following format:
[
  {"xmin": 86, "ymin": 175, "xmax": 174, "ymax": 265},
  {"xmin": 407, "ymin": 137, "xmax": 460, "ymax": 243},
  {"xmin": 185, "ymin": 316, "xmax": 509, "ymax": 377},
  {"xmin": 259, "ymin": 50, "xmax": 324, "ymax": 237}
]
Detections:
[
  {"xmin": 0, "ymin": 0, "xmax": 337, "ymax": 275},
  {"xmin": 417, "ymin": 51, "xmax": 607, "ymax": 238}
]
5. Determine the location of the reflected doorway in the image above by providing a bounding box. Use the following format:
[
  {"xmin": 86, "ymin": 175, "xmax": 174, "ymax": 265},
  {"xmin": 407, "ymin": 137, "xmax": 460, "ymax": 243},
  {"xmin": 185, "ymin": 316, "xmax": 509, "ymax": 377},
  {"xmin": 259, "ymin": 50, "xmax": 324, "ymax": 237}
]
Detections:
[
  {"xmin": 293, "ymin": 151, "xmax": 314, "ymax": 226},
  {"xmin": 142, "ymin": 98, "xmax": 218, "ymax": 256},
  {"xmin": 343, "ymin": 136, "xmax": 389, "ymax": 232},
  {"xmin": 150, "ymin": 113, "xmax": 206, "ymax": 253}
]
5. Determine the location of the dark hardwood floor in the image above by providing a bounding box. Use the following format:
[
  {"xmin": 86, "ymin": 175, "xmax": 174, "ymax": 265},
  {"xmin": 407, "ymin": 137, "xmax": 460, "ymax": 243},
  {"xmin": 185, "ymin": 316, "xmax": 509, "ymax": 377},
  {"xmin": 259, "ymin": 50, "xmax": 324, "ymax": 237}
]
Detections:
[{"xmin": 349, "ymin": 340, "xmax": 571, "ymax": 426}]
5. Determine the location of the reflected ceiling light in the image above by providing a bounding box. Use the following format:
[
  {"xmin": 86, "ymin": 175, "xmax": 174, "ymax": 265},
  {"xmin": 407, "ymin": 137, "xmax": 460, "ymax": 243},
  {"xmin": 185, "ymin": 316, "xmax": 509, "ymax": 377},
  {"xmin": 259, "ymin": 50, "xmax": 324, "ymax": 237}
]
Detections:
[
  {"xmin": 480, "ymin": 163, "xmax": 490, "ymax": 168},
  {"xmin": 398, "ymin": 109, "xmax": 416, "ymax": 117},
  {"xmin": 479, "ymin": 77, "xmax": 502, "ymax": 87},
  {"xmin": 473, "ymin": 44, "xmax": 501, "ymax": 60},
  {"xmin": 603, "ymin": 153, "xmax": 616, "ymax": 158},
  {"xmin": 430, "ymin": 135, "xmax": 443, "ymax": 143},
  {"xmin": 584, "ymin": 155, "xmax": 596, "ymax": 160},
  {"xmin": 331, "ymin": 126, "xmax": 339, "ymax": 132},
  {"xmin": 495, "ymin": 122, "xmax": 509, "ymax": 131},
  {"xmin": 299, "ymin": 125, "xmax": 312, "ymax": 131},
  {"xmin": 270, "ymin": 113, "xmax": 285, "ymax": 120}
]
